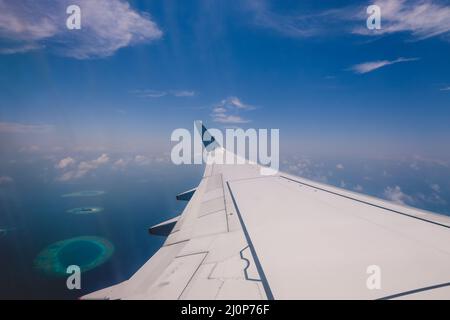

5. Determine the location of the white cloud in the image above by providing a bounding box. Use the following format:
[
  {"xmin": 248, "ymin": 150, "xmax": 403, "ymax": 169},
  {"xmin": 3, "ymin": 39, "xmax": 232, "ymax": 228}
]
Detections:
[
  {"xmin": 57, "ymin": 171, "xmax": 77, "ymax": 182},
  {"xmin": 336, "ymin": 163, "xmax": 344, "ymax": 170},
  {"xmin": 92, "ymin": 153, "xmax": 109, "ymax": 165},
  {"xmin": 220, "ymin": 96, "xmax": 254, "ymax": 111},
  {"xmin": 0, "ymin": 43, "xmax": 43, "ymax": 55},
  {"xmin": 135, "ymin": 155, "xmax": 151, "ymax": 165},
  {"xmin": 0, "ymin": 122, "xmax": 53, "ymax": 134},
  {"xmin": 113, "ymin": 158, "xmax": 130, "ymax": 169},
  {"xmin": 172, "ymin": 90, "xmax": 196, "ymax": 97},
  {"xmin": 245, "ymin": 0, "xmax": 450, "ymax": 42},
  {"xmin": 285, "ymin": 160, "xmax": 324, "ymax": 181},
  {"xmin": 154, "ymin": 156, "xmax": 168, "ymax": 163},
  {"xmin": 133, "ymin": 89, "xmax": 196, "ymax": 98},
  {"xmin": 0, "ymin": 1, "xmax": 58, "ymax": 40},
  {"xmin": 353, "ymin": 0, "xmax": 450, "ymax": 40},
  {"xmin": 349, "ymin": 57, "xmax": 419, "ymax": 74},
  {"xmin": 243, "ymin": 0, "xmax": 333, "ymax": 38},
  {"xmin": 383, "ymin": 185, "xmax": 414, "ymax": 205},
  {"xmin": 56, "ymin": 157, "xmax": 76, "ymax": 169},
  {"xmin": 114, "ymin": 154, "xmax": 166, "ymax": 167},
  {"xmin": 0, "ymin": 176, "xmax": 13, "ymax": 184},
  {"xmin": 0, "ymin": 0, "xmax": 162, "ymax": 59},
  {"xmin": 211, "ymin": 96, "xmax": 254, "ymax": 124},
  {"xmin": 57, "ymin": 153, "xmax": 109, "ymax": 181},
  {"xmin": 212, "ymin": 114, "xmax": 250, "ymax": 124},
  {"xmin": 75, "ymin": 162, "xmax": 96, "ymax": 177},
  {"xmin": 354, "ymin": 184, "xmax": 364, "ymax": 192},
  {"xmin": 213, "ymin": 107, "xmax": 227, "ymax": 113},
  {"xmin": 417, "ymin": 191, "xmax": 446, "ymax": 205},
  {"xmin": 134, "ymin": 90, "xmax": 167, "ymax": 98},
  {"xmin": 440, "ymin": 86, "xmax": 450, "ymax": 91},
  {"xmin": 226, "ymin": 97, "xmax": 253, "ymax": 109}
]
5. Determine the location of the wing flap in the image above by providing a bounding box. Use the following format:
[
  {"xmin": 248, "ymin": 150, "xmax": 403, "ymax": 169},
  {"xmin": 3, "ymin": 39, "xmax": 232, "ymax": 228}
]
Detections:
[
  {"xmin": 149, "ymin": 216, "xmax": 180, "ymax": 236},
  {"xmin": 176, "ymin": 188, "xmax": 196, "ymax": 201}
]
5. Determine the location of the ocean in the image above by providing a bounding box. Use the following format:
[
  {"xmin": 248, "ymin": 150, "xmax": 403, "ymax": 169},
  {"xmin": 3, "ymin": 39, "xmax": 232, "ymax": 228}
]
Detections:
[{"xmin": 0, "ymin": 160, "xmax": 203, "ymax": 299}]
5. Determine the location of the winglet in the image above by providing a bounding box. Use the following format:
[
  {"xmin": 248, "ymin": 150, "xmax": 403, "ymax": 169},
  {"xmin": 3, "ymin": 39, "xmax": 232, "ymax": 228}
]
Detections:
[{"xmin": 194, "ymin": 120, "xmax": 220, "ymax": 151}]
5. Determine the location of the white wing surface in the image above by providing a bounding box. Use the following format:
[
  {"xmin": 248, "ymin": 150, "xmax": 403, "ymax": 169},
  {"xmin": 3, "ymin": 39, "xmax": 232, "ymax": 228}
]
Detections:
[{"xmin": 83, "ymin": 125, "xmax": 450, "ymax": 300}]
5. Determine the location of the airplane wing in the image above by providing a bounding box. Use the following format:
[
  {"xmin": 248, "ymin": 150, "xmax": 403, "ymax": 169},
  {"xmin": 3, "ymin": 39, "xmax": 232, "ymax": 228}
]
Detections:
[{"xmin": 82, "ymin": 124, "xmax": 450, "ymax": 300}]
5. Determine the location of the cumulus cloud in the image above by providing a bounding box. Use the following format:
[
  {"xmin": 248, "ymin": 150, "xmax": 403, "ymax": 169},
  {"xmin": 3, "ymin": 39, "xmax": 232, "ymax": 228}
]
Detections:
[
  {"xmin": 0, "ymin": 0, "xmax": 162, "ymax": 59},
  {"xmin": 56, "ymin": 157, "xmax": 76, "ymax": 169},
  {"xmin": 211, "ymin": 96, "xmax": 255, "ymax": 124},
  {"xmin": 134, "ymin": 155, "xmax": 151, "ymax": 166},
  {"xmin": 0, "ymin": 122, "xmax": 53, "ymax": 134},
  {"xmin": 282, "ymin": 156, "xmax": 333, "ymax": 182},
  {"xmin": 113, "ymin": 158, "xmax": 130, "ymax": 169},
  {"xmin": 57, "ymin": 153, "xmax": 109, "ymax": 181},
  {"xmin": 349, "ymin": 57, "xmax": 419, "ymax": 74},
  {"xmin": 336, "ymin": 163, "xmax": 344, "ymax": 170},
  {"xmin": 56, "ymin": 171, "xmax": 77, "ymax": 182},
  {"xmin": 113, "ymin": 154, "xmax": 167, "ymax": 168},
  {"xmin": 383, "ymin": 185, "xmax": 414, "ymax": 205},
  {"xmin": 92, "ymin": 153, "xmax": 109, "ymax": 165},
  {"xmin": 55, "ymin": 153, "xmax": 168, "ymax": 180},
  {"xmin": 414, "ymin": 181, "xmax": 447, "ymax": 206}
]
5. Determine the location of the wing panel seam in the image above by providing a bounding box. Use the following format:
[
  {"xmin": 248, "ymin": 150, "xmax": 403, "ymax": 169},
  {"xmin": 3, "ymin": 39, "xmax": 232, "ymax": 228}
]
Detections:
[
  {"xmin": 226, "ymin": 181, "xmax": 274, "ymax": 300},
  {"xmin": 280, "ymin": 175, "xmax": 450, "ymax": 229}
]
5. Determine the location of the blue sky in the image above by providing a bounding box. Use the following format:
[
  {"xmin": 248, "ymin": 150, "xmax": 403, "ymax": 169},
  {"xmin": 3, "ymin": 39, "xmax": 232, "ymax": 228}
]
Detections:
[{"xmin": 0, "ymin": 0, "xmax": 449, "ymax": 158}]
